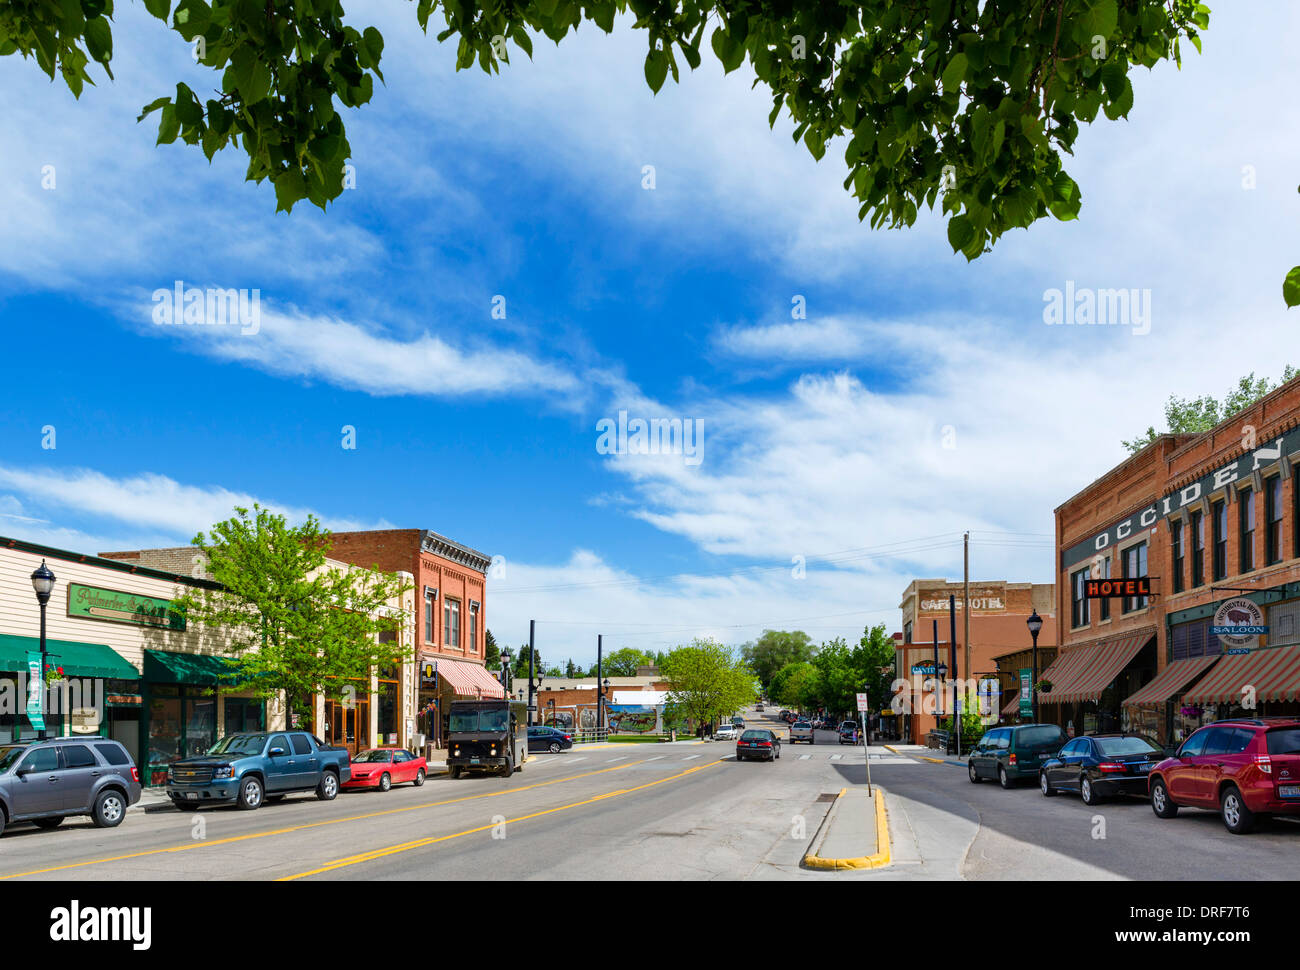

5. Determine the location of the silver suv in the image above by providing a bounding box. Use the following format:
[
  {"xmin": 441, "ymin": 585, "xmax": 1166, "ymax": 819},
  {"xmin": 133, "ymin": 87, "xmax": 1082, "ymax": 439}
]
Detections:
[{"xmin": 0, "ymin": 737, "xmax": 142, "ymax": 836}]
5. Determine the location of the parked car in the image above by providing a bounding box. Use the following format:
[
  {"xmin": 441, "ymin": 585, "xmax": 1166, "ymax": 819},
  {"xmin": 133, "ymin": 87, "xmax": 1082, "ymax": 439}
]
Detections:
[
  {"xmin": 1039, "ymin": 734, "xmax": 1165, "ymax": 805},
  {"xmin": 968, "ymin": 723, "xmax": 1068, "ymax": 789},
  {"xmin": 736, "ymin": 729, "xmax": 781, "ymax": 762},
  {"xmin": 1149, "ymin": 718, "xmax": 1300, "ymax": 834},
  {"xmin": 838, "ymin": 721, "xmax": 859, "ymax": 744},
  {"xmin": 789, "ymin": 721, "xmax": 814, "ymax": 744},
  {"xmin": 0, "ymin": 737, "xmax": 141, "ymax": 836},
  {"xmin": 165, "ymin": 731, "xmax": 351, "ymax": 810},
  {"xmin": 713, "ymin": 724, "xmax": 739, "ymax": 741},
  {"xmin": 731, "ymin": 716, "xmax": 746, "ymax": 728},
  {"xmin": 526, "ymin": 725, "xmax": 574, "ymax": 753},
  {"xmin": 754, "ymin": 704, "xmax": 765, "ymax": 713},
  {"xmin": 342, "ymin": 748, "xmax": 428, "ymax": 792}
]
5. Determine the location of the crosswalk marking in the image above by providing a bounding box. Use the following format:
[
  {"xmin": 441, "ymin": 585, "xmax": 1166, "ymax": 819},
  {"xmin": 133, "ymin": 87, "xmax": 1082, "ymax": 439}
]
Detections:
[
  {"xmin": 798, "ymin": 754, "xmax": 810, "ymax": 760},
  {"xmin": 829, "ymin": 754, "xmax": 843, "ymax": 761}
]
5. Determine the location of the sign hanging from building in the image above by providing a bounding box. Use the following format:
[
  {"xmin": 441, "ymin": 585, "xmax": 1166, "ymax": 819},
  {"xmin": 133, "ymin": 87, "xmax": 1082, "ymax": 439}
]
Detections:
[
  {"xmin": 1210, "ymin": 598, "xmax": 1267, "ymax": 649},
  {"xmin": 1018, "ymin": 668, "xmax": 1033, "ymax": 719},
  {"xmin": 420, "ymin": 659, "xmax": 438, "ymax": 689},
  {"xmin": 66, "ymin": 583, "xmax": 187, "ymax": 631},
  {"xmin": 1084, "ymin": 577, "xmax": 1152, "ymax": 599}
]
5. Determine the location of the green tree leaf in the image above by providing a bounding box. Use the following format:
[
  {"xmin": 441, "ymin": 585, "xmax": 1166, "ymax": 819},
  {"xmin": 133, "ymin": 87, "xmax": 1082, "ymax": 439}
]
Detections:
[{"xmin": 1285, "ymin": 266, "xmax": 1300, "ymax": 309}]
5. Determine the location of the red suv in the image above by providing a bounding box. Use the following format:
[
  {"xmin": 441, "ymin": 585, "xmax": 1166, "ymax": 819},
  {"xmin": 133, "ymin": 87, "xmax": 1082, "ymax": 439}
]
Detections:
[{"xmin": 1148, "ymin": 718, "xmax": 1300, "ymax": 834}]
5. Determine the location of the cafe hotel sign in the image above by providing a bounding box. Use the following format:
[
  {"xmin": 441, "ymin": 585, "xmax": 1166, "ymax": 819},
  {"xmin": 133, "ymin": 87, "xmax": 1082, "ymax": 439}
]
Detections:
[
  {"xmin": 1061, "ymin": 426, "xmax": 1300, "ymax": 570},
  {"xmin": 67, "ymin": 583, "xmax": 187, "ymax": 631}
]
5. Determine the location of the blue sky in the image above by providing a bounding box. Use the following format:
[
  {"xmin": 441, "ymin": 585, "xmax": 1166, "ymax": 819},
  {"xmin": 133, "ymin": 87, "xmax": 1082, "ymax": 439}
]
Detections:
[{"xmin": 2, "ymin": 1, "xmax": 1299, "ymax": 664}]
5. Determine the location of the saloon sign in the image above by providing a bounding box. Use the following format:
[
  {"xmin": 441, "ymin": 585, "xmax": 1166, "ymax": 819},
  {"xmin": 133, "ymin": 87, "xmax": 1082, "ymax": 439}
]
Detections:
[
  {"xmin": 1061, "ymin": 428, "xmax": 1300, "ymax": 570},
  {"xmin": 1210, "ymin": 598, "xmax": 1267, "ymax": 649}
]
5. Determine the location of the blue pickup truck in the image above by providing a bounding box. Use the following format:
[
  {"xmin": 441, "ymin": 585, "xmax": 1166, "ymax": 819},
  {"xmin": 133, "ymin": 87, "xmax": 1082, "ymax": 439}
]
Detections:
[{"xmin": 165, "ymin": 731, "xmax": 351, "ymax": 810}]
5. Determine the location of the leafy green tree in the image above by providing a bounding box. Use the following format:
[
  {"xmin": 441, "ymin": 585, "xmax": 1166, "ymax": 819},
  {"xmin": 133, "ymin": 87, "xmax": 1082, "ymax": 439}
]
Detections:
[
  {"xmin": 741, "ymin": 630, "xmax": 814, "ymax": 694},
  {"xmin": 660, "ymin": 638, "xmax": 757, "ymax": 735},
  {"xmin": 512, "ymin": 644, "xmax": 541, "ymax": 680},
  {"xmin": 6, "ymin": 0, "xmax": 1228, "ymax": 286},
  {"xmin": 1123, "ymin": 367, "xmax": 1298, "ymax": 454},
  {"xmin": 601, "ymin": 647, "xmax": 654, "ymax": 677},
  {"xmin": 857, "ymin": 623, "xmax": 898, "ymax": 713},
  {"xmin": 484, "ymin": 629, "xmax": 501, "ymax": 671},
  {"xmin": 806, "ymin": 624, "xmax": 896, "ymax": 716},
  {"xmin": 770, "ymin": 661, "xmax": 820, "ymax": 711},
  {"xmin": 174, "ymin": 505, "xmax": 411, "ymax": 726}
]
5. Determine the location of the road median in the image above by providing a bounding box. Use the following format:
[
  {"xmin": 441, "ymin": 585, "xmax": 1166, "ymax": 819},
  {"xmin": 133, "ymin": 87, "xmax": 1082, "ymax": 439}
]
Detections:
[{"xmin": 803, "ymin": 786, "xmax": 891, "ymax": 871}]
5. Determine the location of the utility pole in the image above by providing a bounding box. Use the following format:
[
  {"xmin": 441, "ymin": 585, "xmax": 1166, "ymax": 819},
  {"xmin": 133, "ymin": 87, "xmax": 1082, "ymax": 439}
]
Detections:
[
  {"xmin": 963, "ymin": 532, "xmax": 970, "ymax": 757},
  {"xmin": 949, "ymin": 594, "xmax": 959, "ymax": 757},
  {"xmin": 596, "ymin": 634, "xmax": 604, "ymax": 734},
  {"xmin": 527, "ymin": 620, "xmax": 536, "ymax": 726}
]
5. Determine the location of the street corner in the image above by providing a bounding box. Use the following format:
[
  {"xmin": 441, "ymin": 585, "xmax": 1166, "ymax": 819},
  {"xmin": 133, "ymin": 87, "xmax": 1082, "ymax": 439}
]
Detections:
[{"xmin": 802, "ymin": 786, "xmax": 891, "ymax": 871}]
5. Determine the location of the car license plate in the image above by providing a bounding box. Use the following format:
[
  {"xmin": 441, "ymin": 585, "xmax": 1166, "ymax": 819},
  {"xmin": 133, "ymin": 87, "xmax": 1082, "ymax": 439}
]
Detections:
[
  {"xmin": 185, "ymin": 792, "xmax": 198, "ymax": 799},
  {"xmin": 1279, "ymin": 785, "xmax": 1300, "ymax": 798},
  {"xmin": 1136, "ymin": 764, "xmax": 1151, "ymax": 773},
  {"xmin": 470, "ymin": 758, "xmax": 480, "ymax": 764}
]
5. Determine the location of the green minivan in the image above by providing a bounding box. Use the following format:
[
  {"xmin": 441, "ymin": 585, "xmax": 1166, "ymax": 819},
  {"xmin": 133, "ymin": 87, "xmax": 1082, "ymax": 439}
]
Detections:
[{"xmin": 968, "ymin": 724, "xmax": 1068, "ymax": 789}]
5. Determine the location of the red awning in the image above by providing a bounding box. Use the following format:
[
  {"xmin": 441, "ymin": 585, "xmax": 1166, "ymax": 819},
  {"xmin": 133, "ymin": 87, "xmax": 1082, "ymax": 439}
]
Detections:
[
  {"xmin": 1122, "ymin": 655, "xmax": 1220, "ymax": 708},
  {"xmin": 1002, "ymin": 693, "xmax": 1021, "ymax": 716},
  {"xmin": 1181, "ymin": 644, "xmax": 1300, "ymax": 705},
  {"xmin": 1039, "ymin": 632, "xmax": 1152, "ymax": 705},
  {"xmin": 435, "ymin": 657, "xmax": 505, "ymax": 699}
]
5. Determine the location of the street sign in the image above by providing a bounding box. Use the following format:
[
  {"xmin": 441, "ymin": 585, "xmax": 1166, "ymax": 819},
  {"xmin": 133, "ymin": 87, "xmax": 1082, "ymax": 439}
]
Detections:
[
  {"xmin": 25, "ymin": 651, "xmax": 44, "ymax": 732},
  {"xmin": 855, "ymin": 693, "xmax": 868, "ymax": 712}
]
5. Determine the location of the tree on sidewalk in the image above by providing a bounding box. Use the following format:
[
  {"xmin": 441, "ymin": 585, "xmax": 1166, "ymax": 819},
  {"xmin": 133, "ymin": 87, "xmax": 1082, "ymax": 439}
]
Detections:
[
  {"xmin": 174, "ymin": 505, "xmax": 411, "ymax": 728},
  {"xmin": 660, "ymin": 638, "xmax": 757, "ymax": 735}
]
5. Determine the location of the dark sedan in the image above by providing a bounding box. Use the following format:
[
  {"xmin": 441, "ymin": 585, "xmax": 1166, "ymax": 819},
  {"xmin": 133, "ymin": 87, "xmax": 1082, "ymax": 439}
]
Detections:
[
  {"xmin": 526, "ymin": 726, "xmax": 573, "ymax": 753},
  {"xmin": 1040, "ymin": 734, "xmax": 1165, "ymax": 805},
  {"xmin": 736, "ymin": 729, "xmax": 781, "ymax": 762}
]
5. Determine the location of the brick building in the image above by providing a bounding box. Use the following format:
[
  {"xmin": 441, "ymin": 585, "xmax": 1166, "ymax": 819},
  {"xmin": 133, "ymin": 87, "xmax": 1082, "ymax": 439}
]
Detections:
[
  {"xmin": 1053, "ymin": 375, "xmax": 1300, "ymax": 745},
  {"xmin": 895, "ymin": 579, "xmax": 1056, "ymax": 744}
]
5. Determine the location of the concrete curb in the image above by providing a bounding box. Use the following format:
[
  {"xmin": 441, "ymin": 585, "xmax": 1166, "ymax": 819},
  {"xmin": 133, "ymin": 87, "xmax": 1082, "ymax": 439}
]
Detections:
[{"xmin": 802, "ymin": 786, "xmax": 891, "ymax": 871}]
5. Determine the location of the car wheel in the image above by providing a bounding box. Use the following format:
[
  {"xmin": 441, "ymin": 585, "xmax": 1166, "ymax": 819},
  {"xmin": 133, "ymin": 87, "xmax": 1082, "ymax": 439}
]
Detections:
[
  {"xmin": 378, "ymin": 772, "xmax": 391, "ymax": 793},
  {"xmin": 0, "ymin": 807, "xmax": 6, "ymax": 837},
  {"xmin": 998, "ymin": 765, "xmax": 1012, "ymax": 789},
  {"xmin": 1220, "ymin": 786, "xmax": 1255, "ymax": 834},
  {"xmin": 316, "ymin": 771, "xmax": 339, "ymax": 801},
  {"xmin": 549, "ymin": 742, "xmax": 562, "ymax": 753},
  {"xmin": 968, "ymin": 762, "xmax": 981, "ymax": 784},
  {"xmin": 92, "ymin": 790, "xmax": 126, "ymax": 828},
  {"xmin": 413, "ymin": 768, "xmax": 426, "ymax": 787},
  {"xmin": 1080, "ymin": 775, "xmax": 1100, "ymax": 805},
  {"xmin": 237, "ymin": 776, "xmax": 264, "ymax": 810},
  {"xmin": 500, "ymin": 757, "xmax": 514, "ymax": 778},
  {"xmin": 1040, "ymin": 771, "xmax": 1056, "ymax": 797},
  {"xmin": 449, "ymin": 766, "xmax": 462, "ymax": 779},
  {"xmin": 33, "ymin": 816, "xmax": 65, "ymax": 829},
  {"xmin": 1150, "ymin": 778, "xmax": 1178, "ymax": 818}
]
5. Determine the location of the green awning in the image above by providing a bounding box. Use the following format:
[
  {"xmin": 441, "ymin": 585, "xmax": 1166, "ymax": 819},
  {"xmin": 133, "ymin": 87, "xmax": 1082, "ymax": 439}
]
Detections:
[
  {"xmin": 143, "ymin": 649, "xmax": 238, "ymax": 687},
  {"xmin": 0, "ymin": 634, "xmax": 139, "ymax": 680}
]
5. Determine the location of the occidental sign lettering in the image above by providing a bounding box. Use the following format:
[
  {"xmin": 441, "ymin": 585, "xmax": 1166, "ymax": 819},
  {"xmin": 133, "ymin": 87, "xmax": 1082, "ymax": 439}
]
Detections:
[{"xmin": 1061, "ymin": 429, "xmax": 1300, "ymax": 570}]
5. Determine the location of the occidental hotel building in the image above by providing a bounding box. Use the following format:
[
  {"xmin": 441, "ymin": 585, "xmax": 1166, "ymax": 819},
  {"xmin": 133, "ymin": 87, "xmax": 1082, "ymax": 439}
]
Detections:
[{"xmin": 1051, "ymin": 376, "xmax": 1300, "ymax": 746}]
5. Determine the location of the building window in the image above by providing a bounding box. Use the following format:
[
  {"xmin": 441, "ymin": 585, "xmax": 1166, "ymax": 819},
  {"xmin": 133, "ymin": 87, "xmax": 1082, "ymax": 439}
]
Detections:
[
  {"xmin": 444, "ymin": 599, "xmax": 460, "ymax": 648},
  {"xmin": 424, "ymin": 589, "xmax": 435, "ymax": 644},
  {"xmin": 1122, "ymin": 541, "xmax": 1148, "ymax": 613},
  {"xmin": 1212, "ymin": 500, "xmax": 1227, "ymax": 581},
  {"xmin": 1239, "ymin": 488, "xmax": 1256, "ymax": 573},
  {"xmin": 469, "ymin": 602, "xmax": 479, "ymax": 653},
  {"xmin": 1266, "ymin": 476, "xmax": 1283, "ymax": 566},
  {"xmin": 1071, "ymin": 567, "xmax": 1091, "ymax": 629},
  {"xmin": 1171, "ymin": 520, "xmax": 1185, "ymax": 594},
  {"xmin": 1191, "ymin": 509, "xmax": 1205, "ymax": 588}
]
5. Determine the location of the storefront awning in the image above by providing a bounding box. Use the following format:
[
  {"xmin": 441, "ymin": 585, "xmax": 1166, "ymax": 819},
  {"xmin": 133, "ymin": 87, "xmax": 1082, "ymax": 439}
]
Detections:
[
  {"xmin": 143, "ymin": 649, "xmax": 237, "ymax": 687},
  {"xmin": 1122, "ymin": 655, "xmax": 1221, "ymax": 708},
  {"xmin": 1182, "ymin": 644, "xmax": 1300, "ymax": 705},
  {"xmin": 1039, "ymin": 632, "xmax": 1151, "ymax": 705},
  {"xmin": 0, "ymin": 634, "xmax": 138, "ymax": 679},
  {"xmin": 435, "ymin": 656, "xmax": 505, "ymax": 699},
  {"xmin": 1002, "ymin": 692, "xmax": 1022, "ymax": 716}
]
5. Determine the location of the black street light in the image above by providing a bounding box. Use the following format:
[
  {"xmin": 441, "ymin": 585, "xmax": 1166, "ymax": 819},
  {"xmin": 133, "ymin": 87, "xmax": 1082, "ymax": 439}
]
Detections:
[
  {"xmin": 1026, "ymin": 609, "xmax": 1044, "ymax": 723},
  {"xmin": 499, "ymin": 647, "xmax": 513, "ymax": 693},
  {"xmin": 30, "ymin": 559, "xmax": 56, "ymax": 740}
]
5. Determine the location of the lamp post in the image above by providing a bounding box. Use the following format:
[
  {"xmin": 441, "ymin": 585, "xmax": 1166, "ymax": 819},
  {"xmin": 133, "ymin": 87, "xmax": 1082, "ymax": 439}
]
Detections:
[
  {"xmin": 1026, "ymin": 609, "xmax": 1043, "ymax": 723},
  {"xmin": 30, "ymin": 560, "xmax": 56, "ymax": 740},
  {"xmin": 499, "ymin": 647, "xmax": 513, "ymax": 694},
  {"xmin": 600, "ymin": 677, "xmax": 610, "ymax": 733}
]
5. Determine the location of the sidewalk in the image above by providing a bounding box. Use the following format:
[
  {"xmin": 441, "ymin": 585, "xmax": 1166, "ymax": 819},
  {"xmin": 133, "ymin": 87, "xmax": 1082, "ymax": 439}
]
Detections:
[{"xmin": 803, "ymin": 786, "xmax": 890, "ymax": 870}]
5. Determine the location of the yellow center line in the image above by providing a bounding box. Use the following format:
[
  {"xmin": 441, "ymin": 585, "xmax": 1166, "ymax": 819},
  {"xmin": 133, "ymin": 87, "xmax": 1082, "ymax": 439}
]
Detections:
[
  {"xmin": 278, "ymin": 758, "xmax": 726, "ymax": 880},
  {"xmin": 0, "ymin": 760, "xmax": 641, "ymax": 880}
]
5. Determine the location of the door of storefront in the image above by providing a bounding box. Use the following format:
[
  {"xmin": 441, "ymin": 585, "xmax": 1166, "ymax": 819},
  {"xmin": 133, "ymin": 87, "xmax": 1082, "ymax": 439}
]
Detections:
[
  {"xmin": 143, "ymin": 684, "xmax": 218, "ymax": 787},
  {"xmin": 324, "ymin": 696, "xmax": 370, "ymax": 755}
]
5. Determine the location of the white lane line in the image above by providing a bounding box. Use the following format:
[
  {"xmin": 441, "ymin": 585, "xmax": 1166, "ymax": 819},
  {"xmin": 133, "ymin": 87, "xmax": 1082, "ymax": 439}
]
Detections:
[
  {"xmin": 798, "ymin": 755, "xmax": 811, "ymax": 760},
  {"xmin": 604, "ymin": 756, "xmax": 628, "ymax": 764},
  {"xmin": 566, "ymin": 757, "xmax": 587, "ymax": 764},
  {"xmin": 642, "ymin": 756, "xmax": 665, "ymax": 762},
  {"xmin": 682, "ymin": 754, "xmax": 700, "ymax": 760}
]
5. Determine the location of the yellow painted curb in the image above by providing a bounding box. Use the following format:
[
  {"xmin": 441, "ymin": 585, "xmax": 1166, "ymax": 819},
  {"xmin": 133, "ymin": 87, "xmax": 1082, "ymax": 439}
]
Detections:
[
  {"xmin": 920, "ymin": 756, "xmax": 945, "ymax": 764},
  {"xmin": 883, "ymin": 744, "xmax": 899, "ymax": 755},
  {"xmin": 803, "ymin": 786, "xmax": 891, "ymax": 871}
]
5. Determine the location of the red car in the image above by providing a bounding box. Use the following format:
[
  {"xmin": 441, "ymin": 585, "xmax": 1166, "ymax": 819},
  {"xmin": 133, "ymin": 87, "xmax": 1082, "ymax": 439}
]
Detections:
[
  {"xmin": 1149, "ymin": 718, "xmax": 1300, "ymax": 834},
  {"xmin": 342, "ymin": 748, "xmax": 428, "ymax": 792}
]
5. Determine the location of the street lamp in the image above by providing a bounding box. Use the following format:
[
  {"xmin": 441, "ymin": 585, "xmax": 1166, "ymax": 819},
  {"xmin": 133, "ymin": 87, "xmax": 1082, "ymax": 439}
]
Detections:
[
  {"xmin": 600, "ymin": 677, "xmax": 611, "ymax": 733},
  {"xmin": 1026, "ymin": 609, "xmax": 1043, "ymax": 723},
  {"xmin": 499, "ymin": 647, "xmax": 513, "ymax": 692},
  {"xmin": 935, "ymin": 661, "xmax": 948, "ymax": 718},
  {"xmin": 30, "ymin": 560, "xmax": 56, "ymax": 740}
]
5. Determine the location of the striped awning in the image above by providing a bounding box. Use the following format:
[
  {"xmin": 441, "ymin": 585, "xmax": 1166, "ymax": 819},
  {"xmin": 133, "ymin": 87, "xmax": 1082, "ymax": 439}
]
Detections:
[
  {"xmin": 1002, "ymin": 692, "xmax": 1022, "ymax": 716},
  {"xmin": 1182, "ymin": 644, "xmax": 1300, "ymax": 705},
  {"xmin": 1122, "ymin": 655, "xmax": 1220, "ymax": 708},
  {"xmin": 1039, "ymin": 632, "xmax": 1152, "ymax": 705}
]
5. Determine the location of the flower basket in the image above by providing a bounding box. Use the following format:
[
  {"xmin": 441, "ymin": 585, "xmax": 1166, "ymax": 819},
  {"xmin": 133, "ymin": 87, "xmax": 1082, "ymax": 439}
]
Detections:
[
  {"xmin": 1035, "ymin": 679, "xmax": 1053, "ymax": 694},
  {"xmin": 44, "ymin": 664, "xmax": 67, "ymax": 683}
]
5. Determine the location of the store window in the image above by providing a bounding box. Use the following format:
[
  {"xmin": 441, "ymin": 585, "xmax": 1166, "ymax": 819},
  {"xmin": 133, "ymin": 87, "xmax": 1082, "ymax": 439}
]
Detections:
[
  {"xmin": 1191, "ymin": 509, "xmax": 1205, "ymax": 588},
  {"xmin": 1070, "ymin": 567, "xmax": 1090, "ymax": 629},
  {"xmin": 1122, "ymin": 541, "xmax": 1148, "ymax": 613},
  {"xmin": 378, "ymin": 665, "xmax": 399, "ymax": 743},
  {"xmin": 424, "ymin": 588, "xmax": 436, "ymax": 644},
  {"xmin": 444, "ymin": 598, "xmax": 460, "ymax": 648},
  {"xmin": 224, "ymin": 697, "xmax": 265, "ymax": 734},
  {"xmin": 1266, "ymin": 476, "xmax": 1284, "ymax": 566},
  {"xmin": 1212, "ymin": 500, "xmax": 1227, "ymax": 581},
  {"xmin": 1239, "ymin": 488, "xmax": 1256, "ymax": 573},
  {"xmin": 1171, "ymin": 520, "xmax": 1185, "ymax": 594}
]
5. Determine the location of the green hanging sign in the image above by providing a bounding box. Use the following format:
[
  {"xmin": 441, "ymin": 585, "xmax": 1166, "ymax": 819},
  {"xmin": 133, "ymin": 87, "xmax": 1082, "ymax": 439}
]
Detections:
[{"xmin": 25, "ymin": 651, "xmax": 44, "ymax": 732}]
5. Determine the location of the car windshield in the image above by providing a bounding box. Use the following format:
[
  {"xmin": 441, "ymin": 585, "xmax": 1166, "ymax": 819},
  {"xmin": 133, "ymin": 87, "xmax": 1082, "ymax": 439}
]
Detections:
[
  {"xmin": 209, "ymin": 734, "xmax": 268, "ymax": 756},
  {"xmin": 1266, "ymin": 728, "xmax": 1300, "ymax": 755},
  {"xmin": 449, "ymin": 708, "xmax": 510, "ymax": 733},
  {"xmin": 1094, "ymin": 736, "xmax": 1162, "ymax": 757},
  {"xmin": 740, "ymin": 731, "xmax": 770, "ymax": 740},
  {"xmin": 352, "ymin": 750, "xmax": 393, "ymax": 763},
  {"xmin": 1017, "ymin": 726, "xmax": 1066, "ymax": 747},
  {"xmin": 840, "ymin": 723, "xmax": 855, "ymax": 731},
  {"xmin": 793, "ymin": 722, "xmax": 810, "ymax": 728},
  {"xmin": 0, "ymin": 746, "xmax": 26, "ymax": 773}
]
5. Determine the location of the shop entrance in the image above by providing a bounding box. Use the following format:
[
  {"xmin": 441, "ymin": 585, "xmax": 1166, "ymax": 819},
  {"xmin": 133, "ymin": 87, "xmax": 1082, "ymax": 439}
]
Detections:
[{"xmin": 324, "ymin": 696, "xmax": 370, "ymax": 755}]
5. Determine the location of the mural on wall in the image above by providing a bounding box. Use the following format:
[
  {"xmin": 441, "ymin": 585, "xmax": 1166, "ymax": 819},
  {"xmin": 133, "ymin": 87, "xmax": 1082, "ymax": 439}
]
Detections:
[
  {"xmin": 545, "ymin": 710, "xmax": 575, "ymax": 731},
  {"xmin": 606, "ymin": 704, "xmax": 661, "ymax": 734}
]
